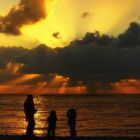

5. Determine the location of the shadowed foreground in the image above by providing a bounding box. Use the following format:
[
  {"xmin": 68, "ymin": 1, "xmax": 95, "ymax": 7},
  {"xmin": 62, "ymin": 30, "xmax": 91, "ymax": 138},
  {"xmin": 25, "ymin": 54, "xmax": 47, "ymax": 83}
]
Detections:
[{"xmin": 0, "ymin": 135, "xmax": 140, "ymax": 140}]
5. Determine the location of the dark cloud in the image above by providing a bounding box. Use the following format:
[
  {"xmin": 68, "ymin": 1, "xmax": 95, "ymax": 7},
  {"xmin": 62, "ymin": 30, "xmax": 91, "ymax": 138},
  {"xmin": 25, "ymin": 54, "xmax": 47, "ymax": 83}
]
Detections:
[
  {"xmin": 82, "ymin": 12, "xmax": 90, "ymax": 18},
  {"xmin": 0, "ymin": 70, "xmax": 19, "ymax": 84},
  {"xmin": 118, "ymin": 22, "xmax": 140, "ymax": 47},
  {"xmin": 16, "ymin": 44, "xmax": 58, "ymax": 74},
  {"xmin": 0, "ymin": 46, "xmax": 28, "ymax": 68},
  {"xmin": 1, "ymin": 22, "xmax": 140, "ymax": 93},
  {"xmin": 52, "ymin": 32, "xmax": 61, "ymax": 39},
  {"xmin": 1, "ymin": 22, "xmax": 140, "ymax": 75},
  {"xmin": 82, "ymin": 12, "xmax": 95, "ymax": 18},
  {"xmin": 0, "ymin": 0, "xmax": 46, "ymax": 35}
]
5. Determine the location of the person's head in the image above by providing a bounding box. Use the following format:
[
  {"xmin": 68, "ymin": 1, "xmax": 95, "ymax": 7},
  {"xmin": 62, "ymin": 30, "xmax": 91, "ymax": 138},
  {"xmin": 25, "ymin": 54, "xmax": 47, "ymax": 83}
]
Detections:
[
  {"xmin": 27, "ymin": 94, "xmax": 33, "ymax": 101},
  {"xmin": 69, "ymin": 108, "xmax": 76, "ymax": 113},
  {"xmin": 67, "ymin": 108, "xmax": 76, "ymax": 117},
  {"xmin": 50, "ymin": 110, "xmax": 56, "ymax": 116}
]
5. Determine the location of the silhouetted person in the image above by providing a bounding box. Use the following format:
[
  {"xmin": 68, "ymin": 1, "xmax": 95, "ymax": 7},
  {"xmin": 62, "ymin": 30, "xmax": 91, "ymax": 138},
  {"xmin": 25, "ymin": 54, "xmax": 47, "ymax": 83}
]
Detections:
[
  {"xmin": 24, "ymin": 94, "xmax": 37, "ymax": 136},
  {"xmin": 47, "ymin": 110, "xmax": 57, "ymax": 137},
  {"xmin": 67, "ymin": 108, "xmax": 77, "ymax": 137}
]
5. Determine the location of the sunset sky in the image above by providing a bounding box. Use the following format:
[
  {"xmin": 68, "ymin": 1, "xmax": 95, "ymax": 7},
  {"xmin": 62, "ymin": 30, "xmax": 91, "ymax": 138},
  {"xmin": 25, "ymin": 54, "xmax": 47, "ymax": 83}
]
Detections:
[
  {"xmin": 1, "ymin": 0, "xmax": 140, "ymax": 94},
  {"xmin": 0, "ymin": 0, "xmax": 140, "ymax": 48}
]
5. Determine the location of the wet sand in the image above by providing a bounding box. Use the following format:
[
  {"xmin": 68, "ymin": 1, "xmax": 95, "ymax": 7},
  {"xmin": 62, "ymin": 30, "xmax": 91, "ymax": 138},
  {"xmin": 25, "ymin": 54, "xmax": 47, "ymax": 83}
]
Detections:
[{"xmin": 0, "ymin": 135, "xmax": 140, "ymax": 140}]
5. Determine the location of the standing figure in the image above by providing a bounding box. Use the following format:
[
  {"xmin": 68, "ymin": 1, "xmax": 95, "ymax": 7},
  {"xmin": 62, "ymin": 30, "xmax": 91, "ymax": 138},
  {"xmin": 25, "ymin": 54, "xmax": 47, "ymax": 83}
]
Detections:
[
  {"xmin": 47, "ymin": 110, "xmax": 57, "ymax": 137},
  {"xmin": 67, "ymin": 108, "xmax": 77, "ymax": 137},
  {"xmin": 24, "ymin": 94, "xmax": 37, "ymax": 136}
]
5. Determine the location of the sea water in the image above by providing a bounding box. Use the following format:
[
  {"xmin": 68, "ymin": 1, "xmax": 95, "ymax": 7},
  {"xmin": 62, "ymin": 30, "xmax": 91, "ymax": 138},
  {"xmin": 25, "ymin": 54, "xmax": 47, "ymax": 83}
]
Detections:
[{"xmin": 0, "ymin": 94, "xmax": 140, "ymax": 137}]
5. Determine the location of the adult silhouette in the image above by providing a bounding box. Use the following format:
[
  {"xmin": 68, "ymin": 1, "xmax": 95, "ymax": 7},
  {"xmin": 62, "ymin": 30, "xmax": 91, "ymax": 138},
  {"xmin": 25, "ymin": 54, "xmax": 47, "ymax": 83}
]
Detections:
[
  {"xmin": 24, "ymin": 94, "xmax": 37, "ymax": 136},
  {"xmin": 47, "ymin": 110, "xmax": 57, "ymax": 137},
  {"xmin": 67, "ymin": 108, "xmax": 77, "ymax": 137}
]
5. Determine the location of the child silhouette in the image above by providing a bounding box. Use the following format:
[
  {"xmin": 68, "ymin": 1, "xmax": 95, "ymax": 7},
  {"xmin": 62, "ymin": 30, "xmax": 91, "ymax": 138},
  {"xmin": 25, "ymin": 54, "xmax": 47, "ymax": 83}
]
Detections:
[
  {"xmin": 47, "ymin": 110, "xmax": 57, "ymax": 137},
  {"xmin": 67, "ymin": 108, "xmax": 77, "ymax": 137}
]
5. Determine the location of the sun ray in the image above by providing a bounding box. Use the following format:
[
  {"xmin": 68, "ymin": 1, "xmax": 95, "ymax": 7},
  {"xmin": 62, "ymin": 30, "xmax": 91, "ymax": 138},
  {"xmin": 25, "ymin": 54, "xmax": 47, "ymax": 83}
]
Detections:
[{"xmin": 6, "ymin": 74, "xmax": 41, "ymax": 84}]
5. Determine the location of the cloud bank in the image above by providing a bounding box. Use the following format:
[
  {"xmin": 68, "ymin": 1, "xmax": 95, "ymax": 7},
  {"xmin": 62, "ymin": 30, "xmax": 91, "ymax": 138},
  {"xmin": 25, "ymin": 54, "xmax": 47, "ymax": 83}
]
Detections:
[
  {"xmin": 0, "ymin": 22, "xmax": 140, "ymax": 93},
  {"xmin": 0, "ymin": 0, "xmax": 46, "ymax": 35},
  {"xmin": 1, "ymin": 22, "xmax": 140, "ymax": 75}
]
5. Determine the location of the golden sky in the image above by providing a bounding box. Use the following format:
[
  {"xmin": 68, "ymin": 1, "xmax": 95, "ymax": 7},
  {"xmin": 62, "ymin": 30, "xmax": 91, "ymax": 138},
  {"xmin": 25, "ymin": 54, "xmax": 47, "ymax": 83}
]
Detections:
[{"xmin": 0, "ymin": 0, "xmax": 140, "ymax": 48}]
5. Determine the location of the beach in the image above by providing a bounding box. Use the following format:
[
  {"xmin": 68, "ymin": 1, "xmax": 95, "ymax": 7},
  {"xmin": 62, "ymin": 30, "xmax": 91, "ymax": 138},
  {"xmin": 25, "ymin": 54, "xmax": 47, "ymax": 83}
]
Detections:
[{"xmin": 1, "ymin": 135, "xmax": 140, "ymax": 140}]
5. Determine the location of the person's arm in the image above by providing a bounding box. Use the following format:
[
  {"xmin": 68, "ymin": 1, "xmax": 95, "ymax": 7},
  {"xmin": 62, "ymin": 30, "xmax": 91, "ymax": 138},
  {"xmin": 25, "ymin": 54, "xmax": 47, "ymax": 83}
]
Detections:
[
  {"xmin": 34, "ymin": 109, "xmax": 37, "ymax": 113},
  {"xmin": 32, "ymin": 101, "xmax": 37, "ymax": 114}
]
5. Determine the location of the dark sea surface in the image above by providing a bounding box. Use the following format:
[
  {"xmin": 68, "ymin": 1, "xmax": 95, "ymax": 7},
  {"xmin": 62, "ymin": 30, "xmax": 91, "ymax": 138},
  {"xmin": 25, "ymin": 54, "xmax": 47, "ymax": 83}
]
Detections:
[{"xmin": 0, "ymin": 94, "xmax": 140, "ymax": 137}]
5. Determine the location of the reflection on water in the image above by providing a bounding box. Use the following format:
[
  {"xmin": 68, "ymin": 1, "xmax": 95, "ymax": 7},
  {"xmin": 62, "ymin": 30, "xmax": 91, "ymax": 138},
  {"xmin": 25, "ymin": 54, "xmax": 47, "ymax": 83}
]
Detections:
[
  {"xmin": 0, "ymin": 94, "xmax": 140, "ymax": 137},
  {"xmin": 34, "ymin": 96, "xmax": 46, "ymax": 136}
]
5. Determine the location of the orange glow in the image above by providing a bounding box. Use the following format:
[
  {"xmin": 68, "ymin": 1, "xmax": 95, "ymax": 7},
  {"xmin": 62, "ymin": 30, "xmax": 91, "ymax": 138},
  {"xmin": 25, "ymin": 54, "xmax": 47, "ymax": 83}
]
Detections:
[
  {"xmin": 6, "ymin": 62, "xmax": 24, "ymax": 74},
  {"xmin": 6, "ymin": 74, "xmax": 41, "ymax": 84},
  {"xmin": 1, "ymin": 76, "xmax": 140, "ymax": 94},
  {"xmin": 0, "ymin": 74, "xmax": 87, "ymax": 94},
  {"xmin": 47, "ymin": 75, "xmax": 69, "ymax": 87},
  {"xmin": 97, "ymin": 79, "xmax": 140, "ymax": 94},
  {"xmin": 0, "ymin": 85, "xmax": 32, "ymax": 94},
  {"xmin": 0, "ymin": 84, "xmax": 88, "ymax": 94},
  {"xmin": 59, "ymin": 82, "xmax": 69, "ymax": 94},
  {"xmin": 58, "ymin": 81, "xmax": 88, "ymax": 94}
]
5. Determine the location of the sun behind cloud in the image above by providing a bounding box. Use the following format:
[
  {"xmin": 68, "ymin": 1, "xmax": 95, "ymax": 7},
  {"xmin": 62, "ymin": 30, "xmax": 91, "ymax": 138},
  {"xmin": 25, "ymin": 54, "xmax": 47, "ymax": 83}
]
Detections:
[
  {"xmin": 20, "ymin": 0, "xmax": 140, "ymax": 48},
  {"xmin": 0, "ymin": 0, "xmax": 140, "ymax": 48}
]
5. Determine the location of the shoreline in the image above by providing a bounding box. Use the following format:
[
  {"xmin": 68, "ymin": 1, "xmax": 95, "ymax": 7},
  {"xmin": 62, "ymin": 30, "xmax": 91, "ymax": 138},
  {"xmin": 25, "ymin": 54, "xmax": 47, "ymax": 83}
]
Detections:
[{"xmin": 0, "ymin": 135, "xmax": 140, "ymax": 140}]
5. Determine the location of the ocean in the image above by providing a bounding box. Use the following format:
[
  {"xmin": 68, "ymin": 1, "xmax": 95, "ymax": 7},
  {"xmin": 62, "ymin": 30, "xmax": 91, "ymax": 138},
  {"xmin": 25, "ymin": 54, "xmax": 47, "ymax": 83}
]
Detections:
[{"xmin": 0, "ymin": 94, "xmax": 140, "ymax": 137}]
